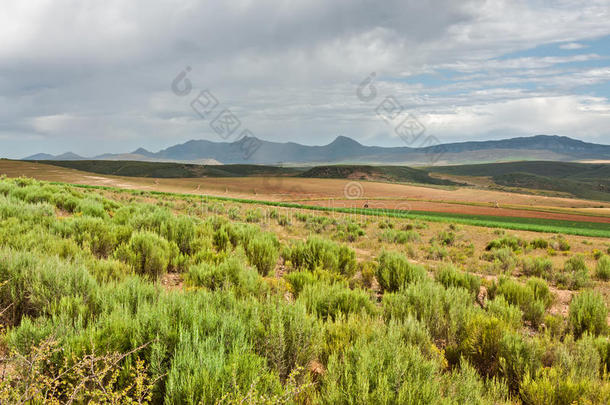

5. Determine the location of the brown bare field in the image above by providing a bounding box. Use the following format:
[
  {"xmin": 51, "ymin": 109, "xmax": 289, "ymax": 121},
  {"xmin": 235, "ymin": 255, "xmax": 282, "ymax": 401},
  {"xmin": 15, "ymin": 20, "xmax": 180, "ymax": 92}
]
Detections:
[{"xmin": 1, "ymin": 159, "xmax": 609, "ymax": 224}]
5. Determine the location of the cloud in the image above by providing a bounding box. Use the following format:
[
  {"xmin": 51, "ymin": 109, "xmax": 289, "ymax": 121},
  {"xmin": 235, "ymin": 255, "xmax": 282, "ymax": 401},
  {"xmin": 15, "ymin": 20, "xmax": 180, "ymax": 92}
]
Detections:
[
  {"xmin": 560, "ymin": 42, "xmax": 588, "ymax": 50},
  {"xmin": 0, "ymin": 0, "xmax": 610, "ymax": 158}
]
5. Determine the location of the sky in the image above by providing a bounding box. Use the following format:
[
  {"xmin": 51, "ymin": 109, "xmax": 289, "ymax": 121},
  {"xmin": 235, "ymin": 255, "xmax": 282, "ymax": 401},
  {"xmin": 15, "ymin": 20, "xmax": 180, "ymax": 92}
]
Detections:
[{"xmin": 1, "ymin": 0, "xmax": 610, "ymax": 158}]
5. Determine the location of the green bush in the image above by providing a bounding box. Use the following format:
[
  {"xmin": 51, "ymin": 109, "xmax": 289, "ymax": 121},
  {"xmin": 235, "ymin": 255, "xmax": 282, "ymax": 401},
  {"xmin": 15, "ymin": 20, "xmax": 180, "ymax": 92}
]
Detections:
[
  {"xmin": 558, "ymin": 254, "xmax": 591, "ymax": 290},
  {"xmin": 89, "ymin": 258, "xmax": 132, "ymax": 282},
  {"xmin": 383, "ymin": 280, "xmax": 474, "ymax": 344},
  {"xmin": 435, "ymin": 265, "xmax": 481, "ymax": 297},
  {"xmin": 486, "ymin": 235, "xmax": 527, "ymax": 252},
  {"xmin": 565, "ymin": 254, "xmax": 588, "ymax": 273},
  {"xmin": 114, "ymin": 231, "xmax": 175, "ymax": 279},
  {"xmin": 284, "ymin": 236, "xmax": 356, "ymax": 276},
  {"xmin": 498, "ymin": 331, "xmax": 542, "ymax": 394},
  {"xmin": 212, "ymin": 226, "xmax": 230, "ymax": 251},
  {"xmin": 186, "ymin": 256, "xmax": 260, "ymax": 294},
  {"xmin": 530, "ymin": 238, "xmax": 549, "ymax": 250},
  {"xmin": 486, "ymin": 296, "xmax": 523, "ymax": 329},
  {"xmin": 245, "ymin": 233, "xmax": 279, "ymax": 276},
  {"xmin": 595, "ymin": 255, "xmax": 610, "ymax": 281},
  {"xmin": 376, "ymin": 250, "xmax": 426, "ymax": 292},
  {"xmin": 569, "ymin": 290, "xmax": 608, "ymax": 338},
  {"xmin": 434, "ymin": 230, "xmax": 456, "ymax": 246},
  {"xmin": 488, "ymin": 277, "xmax": 551, "ymax": 328},
  {"xmin": 299, "ymin": 282, "xmax": 376, "ymax": 320},
  {"xmin": 284, "ymin": 271, "xmax": 316, "ymax": 297},
  {"xmin": 482, "ymin": 247, "xmax": 517, "ymax": 273},
  {"xmin": 550, "ymin": 236, "xmax": 571, "ymax": 252},
  {"xmin": 522, "ymin": 256, "xmax": 553, "ymax": 278},
  {"xmin": 425, "ymin": 243, "xmax": 448, "ymax": 261},
  {"xmin": 54, "ymin": 216, "xmax": 130, "ymax": 257},
  {"xmin": 520, "ymin": 366, "xmax": 601, "ymax": 405},
  {"xmin": 244, "ymin": 208, "xmax": 264, "ymax": 223},
  {"xmin": 0, "ymin": 248, "xmax": 98, "ymax": 326},
  {"xmin": 378, "ymin": 229, "xmax": 420, "ymax": 244},
  {"xmin": 334, "ymin": 220, "xmax": 365, "ymax": 242},
  {"xmin": 321, "ymin": 325, "xmax": 442, "ymax": 404},
  {"xmin": 76, "ymin": 197, "xmax": 107, "ymax": 218},
  {"xmin": 252, "ymin": 299, "xmax": 320, "ymax": 382}
]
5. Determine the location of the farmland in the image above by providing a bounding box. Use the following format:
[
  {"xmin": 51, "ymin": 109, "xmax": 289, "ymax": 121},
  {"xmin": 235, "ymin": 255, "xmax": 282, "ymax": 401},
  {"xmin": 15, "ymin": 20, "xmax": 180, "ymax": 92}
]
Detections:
[{"xmin": 1, "ymin": 157, "xmax": 610, "ymax": 403}]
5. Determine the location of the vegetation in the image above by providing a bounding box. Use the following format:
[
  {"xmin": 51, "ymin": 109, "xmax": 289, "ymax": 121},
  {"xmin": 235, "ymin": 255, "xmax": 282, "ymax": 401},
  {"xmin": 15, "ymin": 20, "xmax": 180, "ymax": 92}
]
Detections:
[{"xmin": 0, "ymin": 176, "xmax": 609, "ymax": 404}]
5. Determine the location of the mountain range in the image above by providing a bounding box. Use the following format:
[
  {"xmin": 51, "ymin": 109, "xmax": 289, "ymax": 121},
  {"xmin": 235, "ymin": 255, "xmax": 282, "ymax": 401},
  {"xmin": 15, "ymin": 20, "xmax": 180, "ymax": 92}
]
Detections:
[{"xmin": 23, "ymin": 135, "xmax": 610, "ymax": 166}]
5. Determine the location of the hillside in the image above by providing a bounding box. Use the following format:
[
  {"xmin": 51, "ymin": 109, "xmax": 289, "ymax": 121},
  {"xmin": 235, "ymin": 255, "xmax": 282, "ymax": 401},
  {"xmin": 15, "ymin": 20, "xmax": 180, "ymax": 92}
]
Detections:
[
  {"xmin": 430, "ymin": 161, "xmax": 610, "ymax": 202},
  {"xmin": 299, "ymin": 165, "xmax": 456, "ymax": 186},
  {"xmin": 37, "ymin": 160, "xmax": 300, "ymax": 178},
  {"xmin": 32, "ymin": 160, "xmax": 458, "ymax": 187}
]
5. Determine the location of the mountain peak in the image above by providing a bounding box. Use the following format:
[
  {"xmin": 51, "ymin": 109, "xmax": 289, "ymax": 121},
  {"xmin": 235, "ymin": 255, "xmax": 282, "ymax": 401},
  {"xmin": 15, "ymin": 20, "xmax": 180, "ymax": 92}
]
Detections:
[
  {"xmin": 131, "ymin": 147, "xmax": 155, "ymax": 157},
  {"xmin": 328, "ymin": 136, "xmax": 362, "ymax": 147}
]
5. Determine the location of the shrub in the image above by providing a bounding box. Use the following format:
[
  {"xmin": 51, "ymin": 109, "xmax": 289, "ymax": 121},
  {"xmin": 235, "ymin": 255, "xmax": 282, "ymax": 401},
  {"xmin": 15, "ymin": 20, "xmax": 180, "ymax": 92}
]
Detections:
[
  {"xmin": 245, "ymin": 233, "xmax": 279, "ymax": 276},
  {"xmin": 252, "ymin": 299, "xmax": 320, "ymax": 382},
  {"xmin": 186, "ymin": 256, "xmax": 260, "ymax": 295},
  {"xmin": 89, "ymin": 258, "xmax": 132, "ymax": 282},
  {"xmin": 334, "ymin": 220, "xmax": 365, "ymax": 242},
  {"xmin": 456, "ymin": 313, "xmax": 507, "ymax": 378},
  {"xmin": 359, "ymin": 261, "xmax": 377, "ymax": 289},
  {"xmin": 522, "ymin": 256, "xmax": 553, "ymax": 278},
  {"xmin": 486, "ymin": 296, "xmax": 523, "ymax": 329},
  {"xmin": 277, "ymin": 214, "xmax": 291, "ymax": 226},
  {"xmin": 383, "ymin": 280, "xmax": 474, "ymax": 344},
  {"xmin": 488, "ymin": 277, "xmax": 551, "ymax": 328},
  {"xmin": 299, "ymin": 282, "xmax": 376, "ymax": 320},
  {"xmin": 337, "ymin": 245, "xmax": 357, "ymax": 278},
  {"xmin": 550, "ymin": 236, "xmax": 571, "ymax": 252},
  {"xmin": 565, "ymin": 254, "xmax": 588, "ymax": 273},
  {"xmin": 526, "ymin": 277, "xmax": 553, "ymax": 308},
  {"xmin": 378, "ymin": 229, "xmax": 420, "ymax": 244},
  {"xmin": 530, "ymin": 238, "xmax": 549, "ymax": 250},
  {"xmin": 520, "ymin": 367, "xmax": 597, "ymax": 405},
  {"xmin": 569, "ymin": 290, "xmax": 608, "ymax": 338},
  {"xmin": 54, "ymin": 216, "xmax": 130, "ymax": 258},
  {"xmin": 435, "ymin": 265, "xmax": 481, "ymax": 297},
  {"xmin": 76, "ymin": 197, "xmax": 107, "ymax": 218},
  {"xmin": 114, "ymin": 231, "xmax": 175, "ymax": 279},
  {"xmin": 245, "ymin": 208, "xmax": 264, "ymax": 223},
  {"xmin": 434, "ymin": 230, "xmax": 456, "ymax": 246},
  {"xmin": 0, "ymin": 248, "xmax": 98, "ymax": 326},
  {"xmin": 558, "ymin": 254, "xmax": 591, "ymax": 290},
  {"xmin": 482, "ymin": 247, "xmax": 517, "ymax": 272},
  {"xmin": 321, "ymin": 325, "xmax": 442, "ymax": 404},
  {"xmin": 426, "ymin": 243, "xmax": 448, "ymax": 260},
  {"xmin": 284, "ymin": 271, "xmax": 316, "ymax": 297},
  {"xmin": 498, "ymin": 331, "xmax": 543, "ymax": 394},
  {"xmin": 213, "ymin": 226, "xmax": 230, "ymax": 252},
  {"xmin": 486, "ymin": 235, "xmax": 526, "ymax": 252},
  {"xmin": 595, "ymin": 255, "xmax": 610, "ymax": 281},
  {"xmin": 284, "ymin": 236, "xmax": 355, "ymax": 276},
  {"xmin": 376, "ymin": 251, "xmax": 426, "ymax": 292}
]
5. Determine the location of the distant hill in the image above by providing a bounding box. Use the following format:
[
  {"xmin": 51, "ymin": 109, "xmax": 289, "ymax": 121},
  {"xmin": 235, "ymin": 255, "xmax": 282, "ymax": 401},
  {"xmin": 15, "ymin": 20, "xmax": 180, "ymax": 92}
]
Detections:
[
  {"xmin": 30, "ymin": 160, "xmax": 459, "ymax": 187},
  {"xmin": 36, "ymin": 161, "xmax": 301, "ymax": 178},
  {"xmin": 429, "ymin": 161, "xmax": 610, "ymax": 202},
  {"xmin": 299, "ymin": 165, "xmax": 455, "ymax": 186},
  {"xmin": 23, "ymin": 135, "xmax": 610, "ymax": 165}
]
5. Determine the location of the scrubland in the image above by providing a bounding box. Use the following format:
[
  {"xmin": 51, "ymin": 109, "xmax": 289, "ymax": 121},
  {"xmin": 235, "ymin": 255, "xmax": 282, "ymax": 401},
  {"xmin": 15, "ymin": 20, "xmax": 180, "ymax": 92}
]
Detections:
[{"xmin": 1, "ymin": 176, "xmax": 610, "ymax": 404}]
